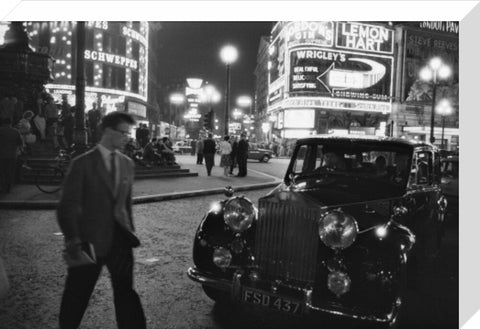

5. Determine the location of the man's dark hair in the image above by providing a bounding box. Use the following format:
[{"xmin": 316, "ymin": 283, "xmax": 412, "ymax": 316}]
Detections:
[
  {"xmin": 101, "ymin": 112, "xmax": 136, "ymax": 131},
  {"xmin": 151, "ymin": 137, "xmax": 157, "ymax": 143},
  {"xmin": 162, "ymin": 137, "xmax": 168, "ymax": 142},
  {"xmin": 208, "ymin": 133, "xmax": 213, "ymax": 138},
  {"xmin": 224, "ymin": 135, "xmax": 230, "ymax": 141}
]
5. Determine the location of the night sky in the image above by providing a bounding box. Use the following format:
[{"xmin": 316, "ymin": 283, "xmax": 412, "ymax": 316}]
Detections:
[{"xmin": 154, "ymin": 22, "xmax": 274, "ymax": 100}]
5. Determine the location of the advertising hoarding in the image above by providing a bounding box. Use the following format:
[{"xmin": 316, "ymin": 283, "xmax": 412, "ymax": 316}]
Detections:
[
  {"xmin": 336, "ymin": 22, "xmax": 394, "ymax": 54},
  {"xmin": 289, "ymin": 48, "xmax": 393, "ymax": 103},
  {"xmin": 283, "ymin": 109, "xmax": 315, "ymax": 128},
  {"xmin": 403, "ymin": 28, "xmax": 458, "ymax": 102}
]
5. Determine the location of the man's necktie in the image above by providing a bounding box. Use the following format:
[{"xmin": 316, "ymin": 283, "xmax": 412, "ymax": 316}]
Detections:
[{"xmin": 110, "ymin": 152, "xmax": 116, "ymax": 193}]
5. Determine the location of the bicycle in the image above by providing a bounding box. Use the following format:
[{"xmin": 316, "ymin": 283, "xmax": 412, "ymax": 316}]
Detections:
[{"xmin": 22, "ymin": 149, "xmax": 71, "ymax": 194}]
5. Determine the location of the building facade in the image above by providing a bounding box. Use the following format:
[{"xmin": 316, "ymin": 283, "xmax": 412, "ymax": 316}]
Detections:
[
  {"xmin": 25, "ymin": 21, "xmax": 150, "ymax": 126},
  {"xmin": 264, "ymin": 21, "xmax": 459, "ymax": 150},
  {"xmin": 253, "ymin": 36, "xmax": 270, "ymax": 142}
]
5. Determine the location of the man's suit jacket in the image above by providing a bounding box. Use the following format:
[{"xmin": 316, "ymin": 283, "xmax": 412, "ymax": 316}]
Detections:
[{"xmin": 57, "ymin": 148, "xmax": 137, "ymax": 258}]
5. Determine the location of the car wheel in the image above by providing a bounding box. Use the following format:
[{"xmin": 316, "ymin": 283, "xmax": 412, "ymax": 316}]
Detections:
[
  {"xmin": 261, "ymin": 155, "xmax": 270, "ymax": 163},
  {"xmin": 202, "ymin": 285, "xmax": 231, "ymax": 304}
]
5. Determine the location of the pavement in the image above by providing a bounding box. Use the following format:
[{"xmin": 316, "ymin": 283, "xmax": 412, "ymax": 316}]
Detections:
[{"xmin": 0, "ymin": 154, "xmax": 282, "ymax": 210}]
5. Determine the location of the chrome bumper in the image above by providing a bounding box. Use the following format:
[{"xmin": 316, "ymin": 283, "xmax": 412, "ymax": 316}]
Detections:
[{"xmin": 187, "ymin": 266, "xmax": 400, "ymax": 325}]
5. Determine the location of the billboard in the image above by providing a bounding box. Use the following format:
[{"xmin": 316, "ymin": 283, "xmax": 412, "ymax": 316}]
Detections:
[
  {"xmin": 289, "ymin": 47, "xmax": 393, "ymax": 103},
  {"xmin": 403, "ymin": 28, "xmax": 459, "ymax": 102},
  {"xmin": 336, "ymin": 22, "xmax": 394, "ymax": 54}
]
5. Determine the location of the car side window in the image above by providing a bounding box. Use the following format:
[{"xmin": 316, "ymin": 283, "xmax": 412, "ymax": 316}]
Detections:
[{"xmin": 413, "ymin": 151, "xmax": 433, "ymax": 186}]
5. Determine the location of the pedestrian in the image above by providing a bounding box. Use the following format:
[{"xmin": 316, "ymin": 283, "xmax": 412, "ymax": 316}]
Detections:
[
  {"xmin": 236, "ymin": 133, "xmax": 249, "ymax": 177},
  {"xmin": 32, "ymin": 110, "xmax": 46, "ymax": 140},
  {"xmin": 196, "ymin": 137, "xmax": 204, "ymax": 165},
  {"xmin": 203, "ymin": 133, "xmax": 216, "ymax": 176},
  {"xmin": 0, "ymin": 95, "xmax": 15, "ymax": 123},
  {"xmin": 57, "ymin": 111, "xmax": 146, "ymax": 329},
  {"xmin": 0, "ymin": 118, "xmax": 23, "ymax": 193},
  {"xmin": 87, "ymin": 102, "xmax": 101, "ymax": 144},
  {"xmin": 190, "ymin": 139, "xmax": 196, "ymax": 156},
  {"xmin": 229, "ymin": 135, "xmax": 238, "ymax": 175},
  {"xmin": 61, "ymin": 107, "xmax": 74, "ymax": 150},
  {"xmin": 44, "ymin": 95, "xmax": 58, "ymax": 138},
  {"xmin": 219, "ymin": 135, "xmax": 233, "ymax": 177},
  {"xmin": 138, "ymin": 124, "xmax": 150, "ymax": 148}
]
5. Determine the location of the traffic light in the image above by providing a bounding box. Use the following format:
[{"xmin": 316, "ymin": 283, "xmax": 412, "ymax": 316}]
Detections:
[{"xmin": 203, "ymin": 110, "xmax": 214, "ymax": 131}]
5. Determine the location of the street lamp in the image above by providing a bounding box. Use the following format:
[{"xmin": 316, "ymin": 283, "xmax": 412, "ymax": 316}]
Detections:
[
  {"xmin": 237, "ymin": 95, "xmax": 252, "ymax": 115},
  {"xmin": 169, "ymin": 93, "xmax": 185, "ymax": 126},
  {"xmin": 220, "ymin": 45, "xmax": 238, "ymax": 135},
  {"xmin": 436, "ymin": 99, "xmax": 453, "ymax": 150},
  {"xmin": 420, "ymin": 57, "xmax": 451, "ymax": 144}
]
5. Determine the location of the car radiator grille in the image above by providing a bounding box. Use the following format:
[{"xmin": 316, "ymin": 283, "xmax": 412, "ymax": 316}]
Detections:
[{"xmin": 254, "ymin": 200, "xmax": 320, "ymax": 283}]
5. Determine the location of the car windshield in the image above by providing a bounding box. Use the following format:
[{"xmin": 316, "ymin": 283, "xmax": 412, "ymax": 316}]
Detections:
[{"xmin": 290, "ymin": 141, "xmax": 412, "ymax": 189}]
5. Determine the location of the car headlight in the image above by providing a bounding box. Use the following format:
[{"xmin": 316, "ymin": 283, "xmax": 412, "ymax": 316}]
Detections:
[
  {"xmin": 224, "ymin": 197, "xmax": 256, "ymax": 232},
  {"xmin": 318, "ymin": 210, "xmax": 358, "ymax": 249}
]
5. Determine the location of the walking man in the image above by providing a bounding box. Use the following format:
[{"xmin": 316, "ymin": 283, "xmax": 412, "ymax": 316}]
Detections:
[
  {"xmin": 196, "ymin": 137, "xmax": 204, "ymax": 165},
  {"xmin": 203, "ymin": 133, "xmax": 216, "ymax": 176},
  {"xmin": 236, "ymin": 133, "xmax": 249, "ymax": 177},
  {"xmin": 57, "ymin": 112, "xmax": 146, "ymax": 329}
]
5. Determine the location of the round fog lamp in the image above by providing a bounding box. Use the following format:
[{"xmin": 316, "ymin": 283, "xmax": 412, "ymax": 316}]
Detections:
[
  {"xmin": 213, "ymin": 247, "xmax": 232, "ymax": 269},
  {"xmin": 327, "ymin": 271, "xmax": 351, "ymax": 297}
]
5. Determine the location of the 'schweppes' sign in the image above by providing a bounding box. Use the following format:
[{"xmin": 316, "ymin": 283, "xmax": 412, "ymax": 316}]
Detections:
[
  {"xmin": 84, "ymin": 50, "xmax": 138, "ymax": 70},
  {"xmin": 336, "ymin": 22, "xmax": 394, "ymax": 54},
  {"xmin": 289, "ymin": 48, "xmax": 392, "ymax": 102}
]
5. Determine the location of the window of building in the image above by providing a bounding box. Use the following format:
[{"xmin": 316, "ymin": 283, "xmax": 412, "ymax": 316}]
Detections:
[
  {"xmin": 132, "ymin": 22, "xmax": 140, "ymax": 32},
  {"xmin": 85, "ymin": 29, "xmax": 94, "ymax": 49},
  {"xmin": 132, "ymin": 42, "xmax": 139, "ymax": 60},
  {"xmin": 131, "ymin": 70, "xmax": 139, "ymax": 93},
  {"xmin": 85, "ymin": 61, "xmax": 94, "ymax": 86}
]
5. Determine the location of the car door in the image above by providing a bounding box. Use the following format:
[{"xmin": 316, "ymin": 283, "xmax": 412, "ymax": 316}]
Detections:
[
  {"xmin": 248, "ymin": 143, "xmax": 261, "ymax": 160},
  {"xmin": 404, "ymin": 148, "xmax": 444, "ymax": 256}
]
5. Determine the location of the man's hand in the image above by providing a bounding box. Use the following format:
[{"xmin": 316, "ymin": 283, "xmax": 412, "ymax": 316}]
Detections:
[{"xmin": 65, "ymin": 239, "xmax": 82, "ymax": 260}]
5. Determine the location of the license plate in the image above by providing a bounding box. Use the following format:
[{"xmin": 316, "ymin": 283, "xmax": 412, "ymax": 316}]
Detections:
[{"xmin": 242, "ymin": 288, "xmax": 301, "ymax": 314}]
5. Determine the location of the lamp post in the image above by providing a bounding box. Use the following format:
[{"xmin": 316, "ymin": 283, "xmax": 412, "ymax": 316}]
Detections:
[
  {"xmin": 420, "ymin": 57, "xmax": 451, "ymax": 144},
  {"xmin": 72, "ymin": 21, "xmax": 88, "ymax": 156},
  {"xmin": 220, "ymin": 45, "xmax": 238, "ymax": 135},
  {"xmin": 203, "ymin": 84, "xmax": 221, "ymax": 133},
  {"xmin": 169, "ymin": 93, "xmax": 185, "ymax": 127},
  {"xmin": 436, "ymin": 99, "xmax": 453, "ymax": 150}
]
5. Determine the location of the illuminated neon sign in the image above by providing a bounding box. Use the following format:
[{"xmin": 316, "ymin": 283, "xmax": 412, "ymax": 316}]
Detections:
[
  {"xmin": 84, "ymin": 50, "xmax": 138, "ymax": 70},
  {"xmin": 122, "ymin": 26, "xmax": 147, "ymax": 46},
  {"xmin": 283, "ymin": 97, "xmax": 391, "ymax": 113},
  {"xmin": 289, "ymin": 48, "xmax": 393, "ymax": 102},
  {"xmin": 336, "ymin": 22, "xmax": 394, "ymax": 54},
  {"xmin": 87, "ymin": 21, "xmax": 109, "ymax": 30},
  {"xmin": 45, "ymin": 83, "xmax": 147, "ymax": 102},
  {"xmin": 285, "ymin": 21, "xmax": 334, "ymax": 47}
]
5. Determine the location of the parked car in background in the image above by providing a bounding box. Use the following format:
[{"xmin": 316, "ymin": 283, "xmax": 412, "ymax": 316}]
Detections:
[
  {"xmin": 173, "ymin": 140, "xmax": 192, "ymax": 154},
  {"xmin": 441, "ymin": 155, "xmax": 458, "ymax": 213},
  {"xmin": 248, "ymin": 143, "xmax": 274, "ymax": 162},
  {"xmin": 188, "ymin": 135, "xmax": 447, "ymax": 328}
]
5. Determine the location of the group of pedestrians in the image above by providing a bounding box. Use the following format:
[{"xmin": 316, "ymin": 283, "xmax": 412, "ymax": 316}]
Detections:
[{"xmin": 196, "ymin": 133, "xmax": 249, "ymax": 177}]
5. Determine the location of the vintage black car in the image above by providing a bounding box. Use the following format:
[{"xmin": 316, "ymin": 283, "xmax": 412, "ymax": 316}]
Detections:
[
  {"xmin": 187, "ymin": 135, "xmax": 447, "ymax": 328},
  {"xmin": 248, "ymin": 143, "xmax": 274, "ymax": 162}
]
